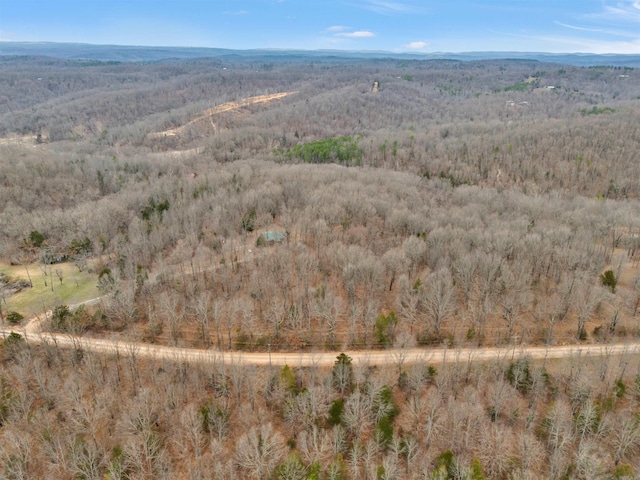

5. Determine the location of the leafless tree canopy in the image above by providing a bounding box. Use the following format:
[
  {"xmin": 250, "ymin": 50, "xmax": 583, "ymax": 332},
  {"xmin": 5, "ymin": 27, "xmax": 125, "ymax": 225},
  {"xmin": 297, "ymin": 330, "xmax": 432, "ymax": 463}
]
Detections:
[{"xmin": 1, "ymin": 51, "xmax": 640, "ymax": 477}]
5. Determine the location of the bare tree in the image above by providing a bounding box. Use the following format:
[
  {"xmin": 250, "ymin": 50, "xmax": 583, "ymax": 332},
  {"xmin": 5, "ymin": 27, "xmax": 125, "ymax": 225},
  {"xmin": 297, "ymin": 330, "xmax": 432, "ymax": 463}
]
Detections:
[
  {"xmin": 402, "ymin": 236, "xmax": 427, "ymax": 279},
  {"xmin": 211, "ymin": 299, "xmax": 225, "ymax": 348},
  {"xmin": 264, "ymin": 297, "xmax": 286, "ymax": 339},
  {"xmin": 194, "ymin": 291, "xmax": 211, "ymax": 347},
  {"xmin": 611, "ymin": 411, "xmax": 640, "ymax": 466},
  {"xmin": 363, "ymin": 297, "xmax": 380, "ymax": 347},
  {"xmin": 396, "ymin": 274, "xmax": 420, "ymax": 336},
  {"xmin": 382, "ymin": 247, "xmax": 407, "ymax": 292},
  {"xmin": 342, "ymin": 390, "xmax": 373, "ymax": 439},
  {"xmin": 297, "ymin": 426, "xmax": 332, "ymax": 466},
  {"xmin": 0, "ymin": 429, "xmax": 31, "ymax": 480},
  {"xmin": 234, "ymin": 423, "xmax": 286, "ymax": 480},
  {"xmin": 421, "ymin": 267, "xmax": 456, "ymax": 336},
  {"xmin": 314, "ymin": 288, "xmax": 344, "ymax": 348},
  {"xmin": 574, "ymin": 439, "xmax": 606, "ymax": 480},
  {"xmin": 160, "ymin": 293, "xmax": 182, "ymax": 346},
  {"xmin": 499, "ymin": 263, "xmax": 531, "ymax": 343},
  {"xmin": 348, "ymin": 301, "xmax": 363, "ymax": 347},
  {"xmin": 572, "ymin": 278, "xmax": 605, "ymax": 340},
  {"xmin": 177, "ymin": 404, "xmax": 205, "ymax": 460},
  {"xmin": 469, "ymin": 252, "xmax": 502, "ymax": 342}
]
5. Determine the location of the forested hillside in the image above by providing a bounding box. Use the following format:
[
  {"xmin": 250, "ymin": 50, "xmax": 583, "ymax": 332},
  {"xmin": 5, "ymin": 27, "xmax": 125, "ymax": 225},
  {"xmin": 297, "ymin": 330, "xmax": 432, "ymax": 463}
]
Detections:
[{"xmin": 1, "ymin": 52, "xmax": 640, "ymax": 478}]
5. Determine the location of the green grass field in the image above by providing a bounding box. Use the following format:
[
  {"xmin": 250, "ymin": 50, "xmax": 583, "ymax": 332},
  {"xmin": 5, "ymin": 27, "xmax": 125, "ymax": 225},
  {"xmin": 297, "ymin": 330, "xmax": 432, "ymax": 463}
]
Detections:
[{"xmin": 1, "ymin": 261, "xmax": 99, "ymax": 319}]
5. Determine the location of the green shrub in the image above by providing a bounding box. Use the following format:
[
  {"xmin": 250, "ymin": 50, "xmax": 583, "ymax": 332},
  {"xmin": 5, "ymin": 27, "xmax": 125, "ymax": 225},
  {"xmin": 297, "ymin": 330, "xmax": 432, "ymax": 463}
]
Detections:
[
  {"xmin": 434, "ymin": 450, "xmax": 456, "ymax": 479},
  {"xmin": 327, "ymin": 398, "xmax": 344, "ymax": 426},
  {"xmin": 276, "ymin": 452, "xmax": 306, "ymax": 479},
  {"xmin": 280, "ymin": 365, "xmax": 299, "ymax": 395},
  {"xmin": 600, "ymin": 269, "xmax": 617, "ymax": 292},
  {"xmin": 235, "ymin": 330, "xmax": 250, "ymax": 350},
  {"xmin": 329, "ymin": 454, "xmax": 347, "ymax": 480},
  {"xmin": 578, "ymin": 327, "xmax": 588, "ymax": 341},
  {"xmin": 613, "ymin": 464, "xmax": 634, "ymax": 479},
  {"xmin": 5, "ymin": 311, "xmax": 24, "ymax": 325},
  {"xmin": 502, "ymin": 81, "xmax": 529, "ymax": 92},
  {"xmin": 28, "ymin": 230, "xmax": 46, "ymax": 248},
  {"xmin": 141, "ymin": 197, "xmax": 170, "ymax": 221},
  {"xmin": 199, "ymin": 399, "xmax": 230, "ymax": 437},
  {"xmin": 332, "ymin": 353, "xmax": 353, "ymax": 397},
  {"xmin": 374, "ymin": 386, "xmax": 399, "ymax": 447},
  {"xmin": 375, "ymin": 311, "xmax": 397, "ymax": 346},
  {"xmin": 376, "ymin": 416, "xmax": 394, "ymax": 446},
  {"xmin": 398, "ymin": 371, "xmax": 409, "ymax": 390},
  {"xmin": 51, "ymin": 305, "xmax": 71, "ymax": 331},
  {"xmin": 581, "ymin": 106, "xmax": 616, "ymax": 116},
  {"xmin": 375, "ymin": 386, "xmax": 399, "ymax": 421},
  {"xmin": 279, "ymin": 136, "xmax": 363, "ymax": 166},
  {"xmin": 307, "ymin": 462, "xmax": 321, "ymax": 480},
  {"xmin": 241, "ymin": 207, "xmax": 256, "ymax": 232},
  {"xmin": 68, "ymin": 236, "xmax": 93, "ymax": 255},
  {"xmin": 507, "ymin": 358, "xmax": 533, "ymax": 394},
  {"xmin": 615, "ymin": 378, "xmax": 626, "ymax": 399},
  {"xmin": 470, "ymin": 458, "xmax": 486, "ymax": 480},
  {"xmin": 4, "ymin": 332, "xmax": 24, "ymax": 346}
]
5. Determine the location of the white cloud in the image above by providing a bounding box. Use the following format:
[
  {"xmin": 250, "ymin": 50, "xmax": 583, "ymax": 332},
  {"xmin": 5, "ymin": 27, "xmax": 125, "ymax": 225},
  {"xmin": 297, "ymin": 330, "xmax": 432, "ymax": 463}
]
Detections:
[
  {"xmin": 403, "ymin": 41, "xmax": 429, "ymax": 49},
  {"xmin": 493, "ymin": 29, "xmax": 640, "ymax": 54},
  {"xmin": 538, "ymin": 34, "xmax": 640, "ymax": 54},
  {"xmin": 336, "ymin": 30, "xmax": 376, "ymax": 38},
  {"xmin": 224, "ymin": 10, "xmax": 248, "ymax": 15},
  {"xmin": 363, "ymin": 1, "xmax": 410, "ymax": 14},
  {"xmin": 600, "ymin": 0, "xmax": 640, "ymax": 21},
  {"xmin": 578, "ymin": 0, "xmax": 640, "ymax": 26},
  {"xmin": 354, "ymin": 1, "xmax": 425, "ymax": 15},
  {"xmin": 550, "ymin": 1, "xmax": 640, "ymax": 53},
  {"xmin": 326, "ymin": 25, "xmax": 350, "ymax": 32},
  {"xmin": 555, "ymin": 21, "xmax": 637, "ymax": 38}
]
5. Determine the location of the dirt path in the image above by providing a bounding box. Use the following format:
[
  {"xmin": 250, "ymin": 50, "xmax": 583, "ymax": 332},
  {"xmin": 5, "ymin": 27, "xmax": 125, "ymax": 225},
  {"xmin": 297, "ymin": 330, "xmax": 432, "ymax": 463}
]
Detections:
[
  {"xmin": 2, "ymin": 325, "xmax": 638, "ymax": 367},
  {"xmin": 0, "ymin": 134, "xmax": 38, "ymax": 146},
  {"xmin": 5, "ymin": 243, "xmax": 639, "ymax": 367},
  {"xmin": 6, "ymin": 269, "xmax": 640, "ymax": 367},
  {"xmin": 21, "ymin": 296, "xmax": 106, "ymax": 335},
  {"xmin": 149, "ymin": 91, "xmax": 296, "ymax": 139}
]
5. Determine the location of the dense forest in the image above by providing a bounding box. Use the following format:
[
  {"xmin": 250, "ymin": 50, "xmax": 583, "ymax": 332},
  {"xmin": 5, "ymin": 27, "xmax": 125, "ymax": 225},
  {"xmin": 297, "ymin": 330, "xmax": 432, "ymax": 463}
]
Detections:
[{"xmin": 1, "ymin": 50, "xmax": 640, "ymax": 478}]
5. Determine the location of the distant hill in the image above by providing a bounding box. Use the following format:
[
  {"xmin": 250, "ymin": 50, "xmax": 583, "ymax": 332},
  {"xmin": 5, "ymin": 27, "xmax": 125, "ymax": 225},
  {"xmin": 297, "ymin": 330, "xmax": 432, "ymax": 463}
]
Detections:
[{"xmin": 1, "ymin": 41, "xmax": 639, "ymax": 67}]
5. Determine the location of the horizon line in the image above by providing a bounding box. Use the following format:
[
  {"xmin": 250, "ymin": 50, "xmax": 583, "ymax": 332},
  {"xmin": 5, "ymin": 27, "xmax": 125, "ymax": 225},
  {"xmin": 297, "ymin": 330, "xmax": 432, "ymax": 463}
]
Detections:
[{"xmin": 1, "ymin": 40, "xmax": 640, "ymax": 57}]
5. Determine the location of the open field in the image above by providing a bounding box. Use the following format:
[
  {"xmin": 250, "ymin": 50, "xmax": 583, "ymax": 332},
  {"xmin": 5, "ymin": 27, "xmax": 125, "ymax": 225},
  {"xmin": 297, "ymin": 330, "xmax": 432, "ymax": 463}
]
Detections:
[{"xmin": 1, "ymin": 261, "xmax": 99, "ymax": 319}]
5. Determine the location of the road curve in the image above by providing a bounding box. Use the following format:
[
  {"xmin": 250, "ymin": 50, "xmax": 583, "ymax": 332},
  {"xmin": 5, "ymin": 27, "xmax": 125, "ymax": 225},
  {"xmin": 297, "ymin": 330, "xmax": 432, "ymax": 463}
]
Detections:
[{"xmin": 2, "ymin": 327, "xmax": 639, "ymax": 367}]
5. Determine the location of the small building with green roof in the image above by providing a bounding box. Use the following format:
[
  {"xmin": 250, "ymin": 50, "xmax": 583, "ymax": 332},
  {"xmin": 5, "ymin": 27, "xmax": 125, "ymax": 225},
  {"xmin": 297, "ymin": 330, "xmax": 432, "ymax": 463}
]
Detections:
[{"xmin": 257, "ymin": 230, "xmax": 286, "ymax": 246}]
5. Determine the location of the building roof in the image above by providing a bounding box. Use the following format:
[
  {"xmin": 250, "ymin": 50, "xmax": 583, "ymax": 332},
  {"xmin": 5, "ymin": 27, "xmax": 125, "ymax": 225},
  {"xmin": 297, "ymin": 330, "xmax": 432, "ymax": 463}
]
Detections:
[{"xmin": 261, "ymin": 231, "xmax": 286, "ymax": 242}]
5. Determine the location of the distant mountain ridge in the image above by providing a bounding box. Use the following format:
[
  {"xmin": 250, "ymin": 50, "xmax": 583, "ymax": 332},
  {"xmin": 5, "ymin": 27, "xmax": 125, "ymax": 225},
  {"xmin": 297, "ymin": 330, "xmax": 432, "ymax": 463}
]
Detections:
[{"xmin": 1, "ymin": 41, "xmax": 639, "ymax": 67}]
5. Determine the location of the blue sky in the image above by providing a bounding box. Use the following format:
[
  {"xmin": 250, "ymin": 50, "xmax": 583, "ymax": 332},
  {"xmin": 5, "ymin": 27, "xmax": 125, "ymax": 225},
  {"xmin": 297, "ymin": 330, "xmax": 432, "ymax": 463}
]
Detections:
[{"xmin": 1, "ymin": 0, "xmax": 639, "ymax": 53}]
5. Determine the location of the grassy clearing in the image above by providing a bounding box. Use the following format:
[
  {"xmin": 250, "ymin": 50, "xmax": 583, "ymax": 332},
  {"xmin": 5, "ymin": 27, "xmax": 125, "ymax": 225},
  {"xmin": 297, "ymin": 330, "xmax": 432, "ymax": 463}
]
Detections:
[{"xmin": 1, "ymin": 261, "xmax": 99, "ymax": 318}]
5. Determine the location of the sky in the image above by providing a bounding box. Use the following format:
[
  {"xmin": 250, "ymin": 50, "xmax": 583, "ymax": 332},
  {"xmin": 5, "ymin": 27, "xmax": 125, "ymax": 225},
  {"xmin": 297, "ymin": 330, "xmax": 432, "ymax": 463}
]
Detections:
[{"xmin": 1, "ymin": 0, "xmax": 639, "ymax": 54}]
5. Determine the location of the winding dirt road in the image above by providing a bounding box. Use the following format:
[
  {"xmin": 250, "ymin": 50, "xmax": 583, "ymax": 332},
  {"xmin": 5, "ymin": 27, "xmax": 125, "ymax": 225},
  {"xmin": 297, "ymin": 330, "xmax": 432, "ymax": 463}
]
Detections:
[
  {"xmin": 4, "ymin": 271, "xmax": 639, "ymax": 367},
  {"xmin": 2, "ymin": 323, "xmax": 638, "ymax": 367}
]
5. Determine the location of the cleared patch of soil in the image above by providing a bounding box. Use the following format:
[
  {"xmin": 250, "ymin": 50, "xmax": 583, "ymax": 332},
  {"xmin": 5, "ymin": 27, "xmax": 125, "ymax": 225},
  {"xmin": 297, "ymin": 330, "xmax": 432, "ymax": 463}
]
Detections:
[{"xmin": 148, "ymin": 91, "xmax": 296, "ymax": 139}]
